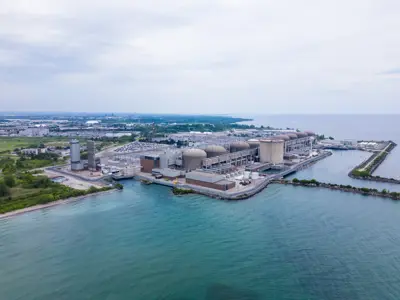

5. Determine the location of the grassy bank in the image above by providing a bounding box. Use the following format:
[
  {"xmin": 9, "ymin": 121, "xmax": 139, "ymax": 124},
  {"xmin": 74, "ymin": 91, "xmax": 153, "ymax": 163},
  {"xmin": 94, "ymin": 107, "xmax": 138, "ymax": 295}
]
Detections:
[
  {"xmin": 0, "ymin": 137, "xmax": 69, "ymax": 153},
  {"xmin": 0, "ymin": 173, "xmax": 113, "ymax": 214}
]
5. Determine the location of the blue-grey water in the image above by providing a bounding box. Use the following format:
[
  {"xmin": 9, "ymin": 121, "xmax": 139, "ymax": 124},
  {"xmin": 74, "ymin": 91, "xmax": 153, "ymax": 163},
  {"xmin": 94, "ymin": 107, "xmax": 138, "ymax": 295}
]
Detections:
[{"xmin": 2, "ymin": 115, "xmax": 400, "ymax": 300}]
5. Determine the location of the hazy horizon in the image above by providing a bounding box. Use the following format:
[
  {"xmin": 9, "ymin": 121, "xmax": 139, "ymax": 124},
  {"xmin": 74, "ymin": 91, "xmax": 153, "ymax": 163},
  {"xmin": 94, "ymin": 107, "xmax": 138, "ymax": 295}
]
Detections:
[{"xmin": 1, "ymin": 1, "xmax": 400, "ymax": 114}]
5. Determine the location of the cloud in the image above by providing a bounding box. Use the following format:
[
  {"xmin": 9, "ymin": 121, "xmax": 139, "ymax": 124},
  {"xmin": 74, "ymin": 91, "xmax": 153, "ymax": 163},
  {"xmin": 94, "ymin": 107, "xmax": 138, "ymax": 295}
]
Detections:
[
  {"xmin": 1, "ymin": 0, "xmax": 400, "ymax": 113},
  {"xmin": 380, "ymin": 68, "xmax": 400, "ymax": 75}
]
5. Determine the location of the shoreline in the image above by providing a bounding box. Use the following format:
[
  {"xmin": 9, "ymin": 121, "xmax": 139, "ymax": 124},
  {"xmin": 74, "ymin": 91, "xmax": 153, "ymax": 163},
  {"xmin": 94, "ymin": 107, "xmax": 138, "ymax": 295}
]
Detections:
[{"xmin": 0, "ymin": 189, "xmax": 117, "ymax": 220}]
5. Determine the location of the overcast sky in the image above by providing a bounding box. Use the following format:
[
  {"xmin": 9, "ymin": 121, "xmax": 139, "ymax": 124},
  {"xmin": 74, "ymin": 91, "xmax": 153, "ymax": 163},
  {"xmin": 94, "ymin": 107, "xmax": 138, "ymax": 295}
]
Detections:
[{"xmin": 1, "ymin": 0, "xmax": 400, "ymax": 114}]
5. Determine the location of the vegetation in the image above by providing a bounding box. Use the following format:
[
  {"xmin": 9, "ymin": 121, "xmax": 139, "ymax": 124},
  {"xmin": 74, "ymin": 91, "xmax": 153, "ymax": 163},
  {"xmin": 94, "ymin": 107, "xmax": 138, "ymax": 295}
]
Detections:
[
  {"xmin": 351, "ymin": 169, "xmax": 370, "ymax": 177},
  {"xmin": 172, "ymin": 187, "xmax": 194, "ymax": 195},
  {"xmin": 0, "ymin": 182, "xmax": 10, "ymax": 197},
  {"xmin": 349, "ymin": 142, "xmax": 398, "ymax": 183},
  {"xmin": 4, "ymin": 175, "xmax": 16, "ymax": 187},
  {"xmin": 0, "ymin": 173, "xmax": 113, "ymax": 214},
  {"xmin": 0, "ymin": 137, "xmax": 68, "ymax": 153},
  {"xmin": 283, "ymin": 178, "xmax": 400, "ymax": 200},
  {"xmin": 114, "ymin": 183, "xmax": 124, "ymax": 190}
]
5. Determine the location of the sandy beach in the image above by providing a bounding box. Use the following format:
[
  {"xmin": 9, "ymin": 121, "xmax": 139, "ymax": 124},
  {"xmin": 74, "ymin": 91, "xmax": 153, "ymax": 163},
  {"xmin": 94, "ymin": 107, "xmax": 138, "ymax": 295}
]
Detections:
[{"xmin": 0, "ymin": 189, "xmax": 117, "ymax": 220}]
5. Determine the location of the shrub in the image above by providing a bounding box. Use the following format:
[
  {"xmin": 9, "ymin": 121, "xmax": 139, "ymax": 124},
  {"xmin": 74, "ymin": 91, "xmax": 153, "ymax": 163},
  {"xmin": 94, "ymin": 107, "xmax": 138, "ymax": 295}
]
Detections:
[
  {"xmin": 0, "ymin": 182, "xmax": 10, "ymax": 197},
  {"xmin": 4, "ymin": 175, "xmax": 16, "ymax": 187}
]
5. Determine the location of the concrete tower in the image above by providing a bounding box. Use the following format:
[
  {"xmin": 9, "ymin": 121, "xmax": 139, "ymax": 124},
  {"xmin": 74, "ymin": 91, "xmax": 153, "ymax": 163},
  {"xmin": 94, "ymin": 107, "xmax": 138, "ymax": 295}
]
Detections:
[
  {"xmin": 70, "ymin": 139, "xmax": 83, "ymax": 171},
  {"xmin": 87, "ymin": 140, "xmax": 96, "ymax": 171}
]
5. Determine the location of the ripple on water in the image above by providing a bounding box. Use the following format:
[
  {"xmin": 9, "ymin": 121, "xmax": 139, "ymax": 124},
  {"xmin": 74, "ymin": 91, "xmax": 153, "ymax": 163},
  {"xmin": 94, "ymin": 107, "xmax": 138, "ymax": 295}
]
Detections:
[{"xmin": 1, "ymin": 181, "xmax": 400, "ymax": 299}]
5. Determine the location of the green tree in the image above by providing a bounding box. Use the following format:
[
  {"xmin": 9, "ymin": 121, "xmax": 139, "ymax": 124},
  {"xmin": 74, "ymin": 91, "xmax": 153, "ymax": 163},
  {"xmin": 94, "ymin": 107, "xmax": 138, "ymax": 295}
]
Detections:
[
  {"xmin": 4, "ymin": 175, "xmax": 16, "ymax": 188},
  {"xmin": 292, "ymin": 178, "xmax": 299, "ymax": 183},
  {"xmin": 0, "ymin": 182, "xmax": 10, "ymax": 197}
]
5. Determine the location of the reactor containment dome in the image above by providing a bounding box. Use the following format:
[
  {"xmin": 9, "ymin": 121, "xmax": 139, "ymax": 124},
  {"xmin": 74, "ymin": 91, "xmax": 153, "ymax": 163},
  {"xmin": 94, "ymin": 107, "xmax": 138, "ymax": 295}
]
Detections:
[
  {"xmin": 204, "ymin": 145, "xmax": 227, "ymax": 158},
  {"xmin": 182, "ymin": 148, "xmax": 207, "ymax": 171},
  {"xmin": 304, "ymin": 131, "xmax": 315, "ymax": 136},
  {"xmin": 287, "ymin": 133, "xmax": 298, "ymax": 139},
  {"xmin": 273, "ymin": 135, "xmax": 290, "ymax": 141},
  {"xmin": 247, "ymin": 139, "xmax": 260, "ymax": 149},
  {"xmin": 296, "ymin": 132, "xmax": 308, "ymax": 138},
  {"xmin": 230, "ymin": 141, "xmax": 250, "ymax": 152}
]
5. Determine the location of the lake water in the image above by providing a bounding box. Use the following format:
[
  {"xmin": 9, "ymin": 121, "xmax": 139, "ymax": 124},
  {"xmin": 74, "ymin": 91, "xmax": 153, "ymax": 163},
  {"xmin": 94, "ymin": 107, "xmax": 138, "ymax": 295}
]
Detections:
[{"xmin": 1, "ymin": 115, "xmax": 400, "ymax": 300}]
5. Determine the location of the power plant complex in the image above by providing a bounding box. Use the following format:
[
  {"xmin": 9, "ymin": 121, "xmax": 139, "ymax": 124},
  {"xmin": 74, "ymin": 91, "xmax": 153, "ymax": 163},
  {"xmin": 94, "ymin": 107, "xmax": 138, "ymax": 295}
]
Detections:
[{"xmin": 139, "ymin": 131, "xmax": 316, "ymax": 192}]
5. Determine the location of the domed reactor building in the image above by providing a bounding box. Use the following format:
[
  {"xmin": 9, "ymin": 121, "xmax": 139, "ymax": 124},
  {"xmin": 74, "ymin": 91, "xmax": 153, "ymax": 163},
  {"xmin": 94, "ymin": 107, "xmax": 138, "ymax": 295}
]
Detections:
[
  {"xmin": 282, "ymin": 132, "xmax": 314, "ymax": 154},
  {"xmin": 229, "ymin": 141, "xmax": 250, "ymax": 153},
  {"xmin": 182, "ymin": 148, "xmax": 207, "ymax": 171},
  {"xmin": 204, "ymin": 145, "xmax": 227, "ymax": 158}
]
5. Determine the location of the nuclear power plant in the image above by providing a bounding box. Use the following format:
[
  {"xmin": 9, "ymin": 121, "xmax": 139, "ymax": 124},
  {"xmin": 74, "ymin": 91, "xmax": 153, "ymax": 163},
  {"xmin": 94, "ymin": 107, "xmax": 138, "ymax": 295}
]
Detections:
[
  {"xmin": 133, "ymin": 129, "xmax": 327, "ymax": 197},
  {"xmin": 140, "ymin": 131, "xmax": 315, "ymax": 177}
]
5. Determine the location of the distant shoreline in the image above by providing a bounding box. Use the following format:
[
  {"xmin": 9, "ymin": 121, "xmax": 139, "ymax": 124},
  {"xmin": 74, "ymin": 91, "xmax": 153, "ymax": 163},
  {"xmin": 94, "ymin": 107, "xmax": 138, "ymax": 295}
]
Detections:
[{"xmin": 0, "ymin": 189, "xmax": 117, "ymax": 220}]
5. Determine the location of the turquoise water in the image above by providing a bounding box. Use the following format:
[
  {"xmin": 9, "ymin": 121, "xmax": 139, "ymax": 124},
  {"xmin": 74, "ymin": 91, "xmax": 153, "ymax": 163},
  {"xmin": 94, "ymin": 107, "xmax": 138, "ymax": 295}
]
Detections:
[
  {"xmin": 288, "ymin": 150, "xmax": 400, "ymax": 192},
  {"xmin": 2, "ymin": 182, "xmax": 400, "ymax": 300},
  {"xmin": 2, "ymin": 115, "xmax": 400, "ymax": 300}
]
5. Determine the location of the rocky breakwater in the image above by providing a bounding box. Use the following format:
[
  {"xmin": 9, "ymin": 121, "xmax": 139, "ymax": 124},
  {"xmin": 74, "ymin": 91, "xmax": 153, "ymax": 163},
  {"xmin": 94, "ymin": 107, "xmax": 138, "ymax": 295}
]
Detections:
[
  {"xmin": 273, "ymin": 178, "xmax": 400, "ymax": 201},
  {"xmin": 349, "ymin": 141, "xmax": 400, "ymax": 184}
]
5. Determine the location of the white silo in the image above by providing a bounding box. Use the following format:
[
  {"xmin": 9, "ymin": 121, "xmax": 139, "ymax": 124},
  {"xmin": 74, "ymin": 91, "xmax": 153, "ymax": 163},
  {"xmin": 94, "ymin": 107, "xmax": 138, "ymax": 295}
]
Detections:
[
  {"xmin": 259, "ymin": 139, "xmax": 284, "ymax": 164},
  {"xmin": 70, "ymin": 139, "xmax": 83, "ymax": 171}
]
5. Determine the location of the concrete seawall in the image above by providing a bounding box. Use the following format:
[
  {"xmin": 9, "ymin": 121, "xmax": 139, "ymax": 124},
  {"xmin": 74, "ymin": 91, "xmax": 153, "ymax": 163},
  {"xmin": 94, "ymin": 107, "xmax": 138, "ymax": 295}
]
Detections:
[{"xmin": 274, "ymin": 180, "xmax": 400, "ymax": 201}]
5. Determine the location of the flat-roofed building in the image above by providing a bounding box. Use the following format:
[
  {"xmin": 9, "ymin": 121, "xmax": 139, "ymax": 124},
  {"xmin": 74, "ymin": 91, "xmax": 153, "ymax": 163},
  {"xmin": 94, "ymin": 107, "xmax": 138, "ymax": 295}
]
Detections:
[{"xmin": 186, "ymin": 171, "xmax": 235, "ymax": 191}]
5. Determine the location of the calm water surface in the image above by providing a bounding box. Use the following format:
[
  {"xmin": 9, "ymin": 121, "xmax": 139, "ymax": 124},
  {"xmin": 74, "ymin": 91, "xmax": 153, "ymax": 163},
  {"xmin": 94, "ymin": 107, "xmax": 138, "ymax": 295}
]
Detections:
[{"xmin": 1, "ymin": 115, "xmax": 400, "ymax": 300}]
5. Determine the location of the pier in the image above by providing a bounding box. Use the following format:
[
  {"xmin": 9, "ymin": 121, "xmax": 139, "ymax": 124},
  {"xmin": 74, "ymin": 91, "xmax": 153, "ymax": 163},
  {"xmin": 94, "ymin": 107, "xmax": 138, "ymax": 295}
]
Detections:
[
  {"xmin": 349, "ymin": 141, "xmax": 399, "ymax": 184},
  {"xmin": 274, "ymin": 179, "xmax": 400, "ymax": 201}
]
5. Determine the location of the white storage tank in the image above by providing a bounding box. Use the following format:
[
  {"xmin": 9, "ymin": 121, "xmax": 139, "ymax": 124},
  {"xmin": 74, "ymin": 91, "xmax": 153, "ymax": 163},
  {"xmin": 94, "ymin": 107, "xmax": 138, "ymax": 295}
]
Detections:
[{"xmin": 259, "ymin": 139, "xmax": 284, "ymax": 164}]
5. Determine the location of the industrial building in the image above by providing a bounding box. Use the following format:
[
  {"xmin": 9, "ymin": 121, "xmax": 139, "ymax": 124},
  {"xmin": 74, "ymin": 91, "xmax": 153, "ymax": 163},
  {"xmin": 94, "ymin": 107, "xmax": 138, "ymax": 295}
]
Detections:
[
  {"xmin": 151, "ymin": 168, "xmax": 183, "ymax": 180},
  {"xmin": 202, "ymin": 148, "xmax": 258, "ymax": 173},
  {"xmin": 272, "ymin": 132, "xmax": 314, "ymax": 155},
  {"xmin": 87, "ymin": 140, "xmax": 96, "ymax": 171},
  {"xmin": 284, "ymin": 132, "xmax": 313, "ymax": 154},
  {"xmin": 186, "ymin": 171, "xmax": 236, "ymax": 191},
  {"xmin": 70, "ymin": 139, "xmax": 83, "ymax": 171},
  {"xmin": 140, "ymin": 154, "xmax": 160, "ymax": 173},
  {"xmin": 259, "ymin": 139, "xmax": 285, "ymax": 164}
]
